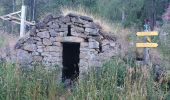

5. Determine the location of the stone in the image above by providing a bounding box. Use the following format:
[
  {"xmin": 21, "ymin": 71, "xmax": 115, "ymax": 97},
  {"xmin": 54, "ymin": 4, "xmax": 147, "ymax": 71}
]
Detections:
[
  {"xmin": 85, "ymin": 28, "xmax": 99, "ymax": 36},
  {"xmin": 50, "ymin": 52, "xmax": 61, "ymax": 57},
  {"xmin": 37, "ymin": 49, "xmax": 43, "ymax": 53},
  {"xmin": 43, "ymin": 14, "xmax": 53, "ymax": 24},
  {"xmin": 110, "ymin": 42, "xmax": 116, "ymax": 47},
  {"xmin": 84, "ymin": 22, "xmax": 99, "ymax": 29},
  {"xmin": 80, "ymin": 15, "xmax": 93, "ymax": 22},
  {"xmin": 25, "ymin": 38, "xmax": 36, "ymax": 44},
  {"xmin": 67, "ymin": 13, "xmax": 79, "ymax": 18},
  {"xmin": 61, "ymin": 37, "xmax": 84, "ymax": 43},
  {"xmin": 37, "ymin": 46, "xmax": 44, "ymax": 52},
  {"xmin": 37, "ymin": 31, "xmax": 50, "ymax": 38},
  {"xmin": 15, "ymin": 42, "xmax": 23, "ymax": 49},
  {"xmin": 29, "ymin": 27, "xmax": 36, "ymax": 36},
  {"xmin": 17, "ymin": 49, "xmax": 33, "ymax": 65},
  {"xmin": 153, "ymin": 64, "xmax": 165, "ymax": 82},
  {"xmin": 80, "ymin": 52, "xmax": 89, "ymax": 59},
  {"xmin": 44, "ymin": 56, "xmax": 61, "ymax": 62},
  {"xmin": 23, "ymin": 43, "xmax": 37, "ymax": 51},
  {"xmin": 44, "ymin": 46, "xmax": 60, "ymax": 52},
  {"xmin": 60, "ymin": 24, "xmax": 68, "ymax": 28},
  {"xmin": 43, "ymin": 38, "xmax": 52, "ymax": 46},
  {"xmin": 49, "ymin": 24, "xmax": 59, "ymax": 29},
  {"xmin": 102, "ymin": 39, "xmax": 110, "ymax": 46},
  {"xmin": 49, "ymin": 29, "xmax": 57, "ymax": 37},
  {"xmin": 32, "ymin": 52, "xmax": 40, "ymax": 56},
  {"xmin": 47, "ymin": 21, "xmax": 53, "ymax": 26},
  {"xmin": 53, "ymin": 42, "xmax": 61, "ymax": 46},
  {"xmin": 102, "ymin": 45, "xmax": 110, "ymax": 51},
  {"xmin": 89, "ymin": 41, "xmax": 99, "ymax": 49},
  {"xmin": 37, "ymin": 42, "xmax": 43, "ymax": 46},
  {"xmin": 60, "ymin": 16, "xmax": 70, "ymax": 23},
  {"xmin": 72, "ymin": 26, "xmax": 85, "ymax": 33},
  {"xmin": 41, "ymin": 52, "xmax": 50, "ymax": 56},
  {"xmin": 34, "ymin": 37, "xmax": 41, "ymax": 41},
  {"xmin": 50, "ymin": 37, "xmax": 56, "ymax": 42},
  {"xmin": 36, "ymin": 22, "xmax": 46, "ymax": 29},
  {"xmin": 71, "ymin": 17, "xmax": 83, "ymax": 24},
  {"xmin": 79, "ymin": 60, "xmax": 89, "ymax": 67},
  {"xmin": 81, "ymin": 42, "xmax": 89, "ymax": 48},
  {"xmin": 33, "ymin": 56, "xmax": 43, "ymax": 62},
  {"xmin": 55, "ymin": 28, "xmax": 67, "ymax": 32}
]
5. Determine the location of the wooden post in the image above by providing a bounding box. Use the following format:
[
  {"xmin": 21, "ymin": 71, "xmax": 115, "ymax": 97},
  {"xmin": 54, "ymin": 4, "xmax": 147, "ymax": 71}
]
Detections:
[
  {"xmin": 143, "ymin": 24, "xmax": 150, "ymax": 65},
  {"xmin": 20, "ymin": 5, "xmax": 26, "ymax": 38}
]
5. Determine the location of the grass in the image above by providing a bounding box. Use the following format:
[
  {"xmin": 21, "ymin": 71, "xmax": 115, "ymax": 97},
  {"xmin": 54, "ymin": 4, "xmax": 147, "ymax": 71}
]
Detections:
[{"xmin": 0, "ymin": 58, "xmax": 169, "ymax": 100}]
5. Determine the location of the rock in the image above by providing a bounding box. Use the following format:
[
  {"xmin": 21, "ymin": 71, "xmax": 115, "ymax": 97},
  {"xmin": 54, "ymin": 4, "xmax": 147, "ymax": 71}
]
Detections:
[
  {"xmin": 49, "ymin": 29, "xmax": 57, "ymax": 37},
  {"xmin": 37, "ymin": 42, "xmax": 43, "ymax": 46},
  {"xmin": 33, "ymin": 56, "xmax": 43, "ymax": 62},
  {"xmin": 72, "ymin": 26, "xmax": 85, "ymax": 33},
  {"xmin": 36, "ymin": 22, "xmax": 46, "ymax": 29},
  {"xmin": 102, "ymin": 39, "xmax": 110, "ymax": 46},
  {"xmin": 37, "ymin": 31, "xmax": 50, "ymax": 38},
  {"xmin": 89, "ymin": 41, "xmax": 99, "ymax": 49},
  {"xmin": 43, "ymin": 14, "xmax": 53, "ymax": 24},
  {"xmin": 15, "ymin": 42, "xmax": 23, "ymax": 49},
  {"xmin": 44, "ymin": 46, "xmax": 60, "ymax": 52},
  {"xmin": 81, "ymin": 42, "xmax": 89, "ymax": 48},
  {"xmin": 85, "ymin": 28, "xmax": 99, "ymax": 36},
  {"xmin": 41, "ymin": 52, "xmax": 50, "ymax": 56},
  {"xmin": 23, "ymin": 43, "xmax": 37, "ymax": 51},
  {"xmin": 60, "ymin": 16, "xmax": 70, "ymax": 23},
  {"xmin": 153, "ymin": 64, "xmax": 165, "ymax": 82},
  {"xmin": 49, "ymin": 23, "xmax": 59, "ymax": 29},
  {"xmin": 50, "ymin": 37, "xmax": 56, "ymax": 42},
  {"xmin": 32, "ymin": 52, "xmax": 40, "ymax": 56},
  {"xmin": 110, "ymin": 42, "xmax": 116, "ymax": 47},
  {"xmin": 102, "ymin": 45, "xmax": 110, "ymax": 51},
  {"xmin": 43, "ymin": 38, "xmax": 52, "ymax": 46},
  {"xmin": 29, "ymin": 26, "xmax": 36, "ymax": 36},
  {"xmin": 67, "ymin": 13, "xmax": 79, "ymax": 18},
  {"xmin": 53, "ymin": 42, "xmax": 61, "ymax": 46},
  {"xmin": 44, "ymin": 56, "xmax": 60, "ymax": 62},
  {"xmin": 80, "ymin": 15, "xmax": 93, "ymax": 22},
  {"xmin": 33, "ymin": 37, "xmax": 41, "ymax": 41},
  {"xmin": 71, "ymin": 17, "xmax": 83, "ymax": 24},
  {"xmin": 84, "ymin": 22, "xmax": 99, "ymax": 29},
  {"xmin": 17, "ymin": 49, "xmax": 33, "ymax": 65}
]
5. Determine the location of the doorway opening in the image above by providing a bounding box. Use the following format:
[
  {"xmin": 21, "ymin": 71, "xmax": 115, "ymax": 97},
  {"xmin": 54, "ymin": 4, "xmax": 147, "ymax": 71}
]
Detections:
[{"xmin": 62, "ymin": 42, "xmax": 80, "ymax": 82}]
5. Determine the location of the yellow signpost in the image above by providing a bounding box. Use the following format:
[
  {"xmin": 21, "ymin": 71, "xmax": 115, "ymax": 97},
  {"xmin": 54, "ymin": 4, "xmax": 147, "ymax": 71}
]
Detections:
[
  {"xmin": 136, "ymin": 31, "xmax": 159, "ymax": 48},
  {"xmin": 136, "ymin": 31, "xmax": 158, "ymax": 36},
  {"xmin": 136, "ymin": 43, "xmax": 158, "ymax": 48}
]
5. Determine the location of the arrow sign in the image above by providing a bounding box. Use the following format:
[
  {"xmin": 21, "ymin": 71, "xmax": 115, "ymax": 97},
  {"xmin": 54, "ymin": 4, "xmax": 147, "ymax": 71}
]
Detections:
[
  {"xmin": 136, "ymin": 31, "xmax": 158, "ymax": 36},
  {"xmin": 136, "ymin": 43, "xmax": 158, "ymax": 48}
]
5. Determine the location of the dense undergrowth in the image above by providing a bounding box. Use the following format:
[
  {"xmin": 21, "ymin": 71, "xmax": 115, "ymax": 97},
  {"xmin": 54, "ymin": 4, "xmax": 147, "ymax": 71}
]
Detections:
[{"xmin": 0, "ymin": 58, "xmax": 170, "ymax": 100}]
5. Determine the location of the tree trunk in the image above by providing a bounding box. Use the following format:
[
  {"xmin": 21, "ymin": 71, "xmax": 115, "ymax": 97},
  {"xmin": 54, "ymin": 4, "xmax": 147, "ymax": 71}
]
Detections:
[{"xmin": 121, "ymin": 9, "xmax": 125, "ymax": 24}]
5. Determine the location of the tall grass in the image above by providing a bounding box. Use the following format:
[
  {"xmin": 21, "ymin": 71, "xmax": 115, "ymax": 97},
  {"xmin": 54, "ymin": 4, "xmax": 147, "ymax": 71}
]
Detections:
[{"xmin": 0, "ymin": 58, "xmax": 169, "ymax": 100}]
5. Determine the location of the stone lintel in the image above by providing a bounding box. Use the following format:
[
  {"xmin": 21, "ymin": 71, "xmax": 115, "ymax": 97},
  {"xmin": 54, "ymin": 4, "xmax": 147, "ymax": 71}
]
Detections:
[{"xmin": 56, "ymin": 36, "xmax": 84, "ymax": 43}]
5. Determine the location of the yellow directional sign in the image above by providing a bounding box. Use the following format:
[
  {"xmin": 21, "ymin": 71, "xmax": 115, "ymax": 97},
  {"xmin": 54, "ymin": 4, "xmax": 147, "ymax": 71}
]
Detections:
[
  {"xmin": 136, "ymin": 31, "xmax": 158, "ymax": 36},
  {"xmin": 136, "ymin": 43, "xmax": 158, "ymax": 48}
]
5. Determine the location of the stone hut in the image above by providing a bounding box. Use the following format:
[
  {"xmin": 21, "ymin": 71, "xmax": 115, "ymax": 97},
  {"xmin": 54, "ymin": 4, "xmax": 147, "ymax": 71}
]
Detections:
[{"xmin": 15, "ymin": 13, "xmax": 120, "ymax": 81}]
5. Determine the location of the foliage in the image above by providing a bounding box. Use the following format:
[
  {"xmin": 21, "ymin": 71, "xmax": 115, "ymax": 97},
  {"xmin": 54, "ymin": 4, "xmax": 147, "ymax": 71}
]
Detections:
[{"xmin": 0, "ymin": 0, "xmax": 170, "ymax": 33}]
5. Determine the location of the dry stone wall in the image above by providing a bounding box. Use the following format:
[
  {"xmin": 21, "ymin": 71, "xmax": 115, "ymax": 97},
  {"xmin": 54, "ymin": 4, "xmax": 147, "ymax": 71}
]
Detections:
[{"xmin": 15, "ymin": 13, "xmax": 120, "ymax": 75}]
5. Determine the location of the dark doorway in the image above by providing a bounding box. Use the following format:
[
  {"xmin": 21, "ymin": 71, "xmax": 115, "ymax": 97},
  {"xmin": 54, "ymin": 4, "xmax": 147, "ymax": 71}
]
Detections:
[{"xmin": 62, "ymin": 42, "xmax": 80, "ymax": 82}]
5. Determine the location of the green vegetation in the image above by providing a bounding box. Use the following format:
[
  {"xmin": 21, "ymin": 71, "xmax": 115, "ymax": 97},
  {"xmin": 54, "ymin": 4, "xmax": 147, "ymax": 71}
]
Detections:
[
  {"xmin": 0, "ymin": 58, "xmax": 169, "ymax": 100},
  {"xmin": 0, "ymin": 0, "xmax": 170, "ymax": 33},
  {"xmin": 0, "ymin": 35, "xmax": 5, "ymax": 47}
]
